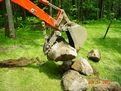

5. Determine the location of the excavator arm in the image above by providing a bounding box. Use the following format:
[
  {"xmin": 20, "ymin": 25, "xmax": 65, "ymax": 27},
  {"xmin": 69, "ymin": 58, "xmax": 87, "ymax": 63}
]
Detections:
[
  {"xmin": 11, "ymin": 0, "xmax": 55, "ymax": 28},
  {"xmin": 1, "ymin": 0, "xmax": 87, "ymax": 61},
  {"xmin": 12, "ymin": 0, "xmax": 70, "ymax": 30},
  {"xmin": 1, "ymin": 0, "xmax": 64, "ymax": 29}
]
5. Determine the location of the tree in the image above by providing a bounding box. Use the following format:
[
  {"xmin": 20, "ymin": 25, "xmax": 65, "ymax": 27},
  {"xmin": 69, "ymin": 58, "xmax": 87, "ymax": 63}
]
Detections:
[
  {"xmin": 49, "ymin": 0, "xmax": 53, "ymax": 16},
  {"xmin": 77, "ymin": 0, "xmax": 84, "ymax": 21},
  {"xmin": 58, "ymin": 0, "xmax": 62, "ymax": 8},
  {"xmin": 98, "ymin": 0, "xmax": 104, "ymax": 19},
  {"xmin": 5, "ymin": 0, "xmax": 16, "ymax": 38},
  {"xmin": 72, "ymin": 0, "xmax": 75, "ymax": 5}
]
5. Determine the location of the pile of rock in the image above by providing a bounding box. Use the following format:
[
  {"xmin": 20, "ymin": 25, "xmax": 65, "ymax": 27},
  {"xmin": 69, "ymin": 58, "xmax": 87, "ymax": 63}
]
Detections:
[
  {"xmin": 61, "ymin": 49, "xmax": 121, "ymax": 91},
  {"xmin": 61, "ymin": 58, "xmax": 94, "ymax": 91},
  {"xmin": 45, "ymin": 35, "xmax": 121, "ymax": 91},
  {"xmin": 60, "ymin": 49, "xmax": 101, "ymax": 91}
]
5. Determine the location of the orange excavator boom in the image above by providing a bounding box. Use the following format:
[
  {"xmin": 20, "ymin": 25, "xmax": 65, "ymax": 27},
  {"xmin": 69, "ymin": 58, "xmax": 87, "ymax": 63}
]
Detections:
[
  {"xmin": 0, "ymin": 0, "xmax": 63, "ymax": 29},
  {"xmin": 11, "ymin": 0, "xmax": 56, "ymax": 28},
  {"xmin": 0, "ymin": 0, "xmax": 70, "ymax": 31}
]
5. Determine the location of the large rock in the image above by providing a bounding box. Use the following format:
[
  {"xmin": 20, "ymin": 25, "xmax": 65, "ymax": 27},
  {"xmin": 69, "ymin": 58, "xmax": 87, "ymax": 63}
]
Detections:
[
  {"xmin": 60, "ymin": 61, "xmax": 73, "ymax": 73},
  {"xmin": 91, "ymin": 82, "xmax": 121, "ymax": 91},
  {"xmin": 71, "ymin": 58, "xmax": 93, "ymax": 75},
  {"xmin": 87, "ymin": 49, "xmax": 101, "ymax": 62},
  {"xmin": 47, "ymin": 36, "xmax": 77, "ymax": 61},
  {"xmin": 62, "ymin": 70, "xmax": 88, "ymax": 91}
]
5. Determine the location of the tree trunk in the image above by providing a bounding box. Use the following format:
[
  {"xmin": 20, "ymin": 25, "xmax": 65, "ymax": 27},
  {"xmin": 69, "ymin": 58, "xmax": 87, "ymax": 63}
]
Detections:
[
  {"xmin": 49, "ymin": 0, "xmax": 53, "ymax": 16},
  {"xmin": 5, "ymin": 0, "xmax": 16, "ymax": 38},
  {"xmin": 58, "ymin": 0, "xmax": 62, "ymax": 8},
  {"xmin": 72, "ymin": 0, "xmax": 75, "ymax": 5},
  {"xmin": 117, "ymin": 1, "xmax": 121, "ymax": 18},
  {"xmin": 0, "ymin": 1, "xmax": 5, "ymax": 27},
  {"xmin": 77, "ymin": 0, "xmax": 83, "ymax": 21},
  {"xmin": 98, "ymin": 0, "xmax": 104, "ymax": 19},
  {"xmin": 77, "ymin": 0, "xmax": 80, "ymax": 20},
  {"xmin": 21, "ymin": 8, "xmax": 26, "ymax": 20}
]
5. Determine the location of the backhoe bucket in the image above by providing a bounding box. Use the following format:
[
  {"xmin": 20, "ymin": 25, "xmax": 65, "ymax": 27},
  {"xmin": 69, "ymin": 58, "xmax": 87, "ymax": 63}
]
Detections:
[{"xmin": 66, "ymin": 23, "xmax": 87, "ymax": 51}]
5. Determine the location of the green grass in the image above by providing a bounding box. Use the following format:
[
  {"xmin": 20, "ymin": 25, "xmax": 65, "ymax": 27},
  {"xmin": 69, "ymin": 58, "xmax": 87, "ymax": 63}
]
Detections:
[
  {"xmin": 80, "ymin": 20, "xmax": 121, "ymax": 84},
  {"xmin": 0, "ymin": 20, "xmax": 121, "ymax": 91}
]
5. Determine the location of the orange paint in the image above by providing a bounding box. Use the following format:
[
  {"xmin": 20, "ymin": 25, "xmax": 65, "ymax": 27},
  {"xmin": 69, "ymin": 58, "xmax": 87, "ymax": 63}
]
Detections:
[
  {"xmin": 11, "ymin": 0, "xmax": 55, "ymax": 28},
  {"xmin": 0, "ymin": 0, "xmax": 3, "ymax": 2}
]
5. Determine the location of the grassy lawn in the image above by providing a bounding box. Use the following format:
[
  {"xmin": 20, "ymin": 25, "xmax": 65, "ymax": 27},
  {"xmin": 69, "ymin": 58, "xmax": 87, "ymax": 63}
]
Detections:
[
  {"xmin": 0, "ymin": 20, "xmax": 121, "ymax": 91},
  {"xmin": 82, "ymin": 20, "xmax": 121, "ymax": 82}
]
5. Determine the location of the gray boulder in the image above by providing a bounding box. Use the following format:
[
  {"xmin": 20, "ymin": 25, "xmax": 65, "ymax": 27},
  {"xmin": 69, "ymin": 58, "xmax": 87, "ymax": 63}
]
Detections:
[
  {"xmin": 62, "ymin": 70, "xmax": 88, "ymax": 91},
  {"xmin": 71, "ymin": 58, "xmax": 93, "ymax": 75},
  {"xmin": 47, "ymin": 37, "xmax": 77, "ymax": 61},
  {"xmin": 87, "ymin": 49, "xmax": 101, "ymax": 62},
  {"xmin": 60, "ymin": 60, "xmax": 73, "ymax": 73}
]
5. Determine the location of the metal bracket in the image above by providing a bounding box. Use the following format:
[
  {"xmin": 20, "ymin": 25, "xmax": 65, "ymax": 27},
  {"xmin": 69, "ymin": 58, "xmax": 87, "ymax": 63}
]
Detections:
[{"xmin": 41, "ymin": 21, "xmax": 62, "ymax": 54}]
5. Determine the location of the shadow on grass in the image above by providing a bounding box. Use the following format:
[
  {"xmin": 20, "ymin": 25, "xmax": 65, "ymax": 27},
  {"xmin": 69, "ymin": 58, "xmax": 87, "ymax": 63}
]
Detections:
[
  {"xmin": 93, "ymin": 37, "xmax": 121, "ymax": 54},
  {"xmin": 27, "ymin": 61, "xmax": 62, "ymax": 80},
  {"xmin": 38, "ymin": 61, "xmax": 62, "ymax": 79}
]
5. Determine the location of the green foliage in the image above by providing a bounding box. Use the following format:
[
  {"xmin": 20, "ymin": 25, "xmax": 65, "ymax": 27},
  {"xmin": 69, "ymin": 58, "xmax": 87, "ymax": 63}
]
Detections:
[
  {"xmin": 62, "ymin": 0, "xmax": 72, "ymax": 15},
  {"xmin": 67, "ymin": 0, "xmax": 121, "ymax": 20},
  {"xmin": 82, "ymin": 0, "xmax": 98, "ymax": 20},
  {"xmin": 0, "ymin": 0, "xmax": 121, "ymax": 29},
  {"xmin": 70, "ymin": 5, "xmax": 78, "ymax": 19}
]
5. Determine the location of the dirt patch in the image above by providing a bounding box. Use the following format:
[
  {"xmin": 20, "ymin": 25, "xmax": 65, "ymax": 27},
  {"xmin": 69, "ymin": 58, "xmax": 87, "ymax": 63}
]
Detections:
[
  {"xmin": 0, "ymin": 57, "xmax": 42, "ymax": 68},
  {"xmin": 0, "ymin": 47, "xmax": 7, "ymax": 52},
  {"xmin": 0, "ymin": 45, "xmax": 24, "ymax": 53}
]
